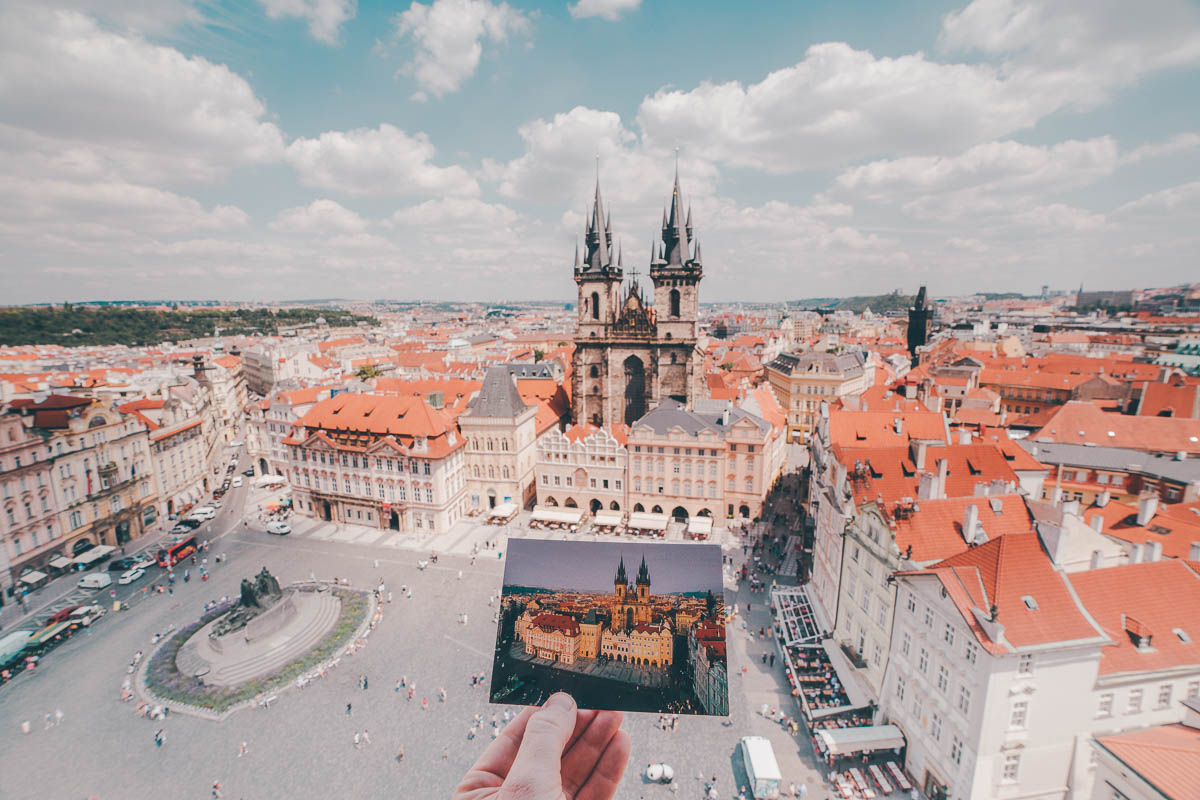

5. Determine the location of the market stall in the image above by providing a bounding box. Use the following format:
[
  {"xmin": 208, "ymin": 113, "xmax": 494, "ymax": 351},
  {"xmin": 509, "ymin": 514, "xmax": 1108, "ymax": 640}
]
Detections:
[
  {"xmin": 529, "ymin": 506, "xmax": 584, "ymax": 531},
  {"xmin": 592, "ymin": 509, "xmax": 624, "ymax": 533},
  {"xmin": 686, "ymin": 516, "xmax": 713, "ymax": 540},
  {"xmin": 627, "ymin": 512, "xmax": 669, "ymax": 537},
  {"xmin": 73, "ymin": 545, "xmax": 115, "ymax": 568},
  {"xmin": 487, "ymin": 503, "xmax": 519, "ymax": 525}
]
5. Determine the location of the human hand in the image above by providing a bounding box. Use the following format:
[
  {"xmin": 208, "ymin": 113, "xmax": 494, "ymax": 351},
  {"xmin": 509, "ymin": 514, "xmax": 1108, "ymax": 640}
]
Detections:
[{"xmin": 453, "ymin": 693, "xmax": 630, "ymax": 800}]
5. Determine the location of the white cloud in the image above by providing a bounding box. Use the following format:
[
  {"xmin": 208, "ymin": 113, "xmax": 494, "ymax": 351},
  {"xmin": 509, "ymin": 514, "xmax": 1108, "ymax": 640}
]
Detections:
[
  {"xmin": 834, "ymin": 137, "xmax": 1119, "ymax": 220},
  {"xmin": 270, "ymin": 199, "xmax": 369, "ymax": 234},
  {"xmin": 1010, "ymin": 203, "xmax": 1105, "ymax": 231},
  {"xmin": 568, "ymin": 0, "xmax": 640, "ymax": 22},
  {"xmin": 939, "ymin": 0, "xmax": 1200, "ymax": 110},
  {"xmin": 393, "ymin": 0, "xmax": 530, "ymax": 100},
  {"xmin": 259, "ymin": 0, "xmax": 357, "ymax": 44},
  {"xmin": 0, "ymin": 7, "xmax": 285, "ymax": 184},
  {"xmin": 1119, "ymin": 132, "xmax": 1200, "ymax": 165},
  {"xmin": 285, "ymin": 124, "xmax": 479, "ymax": 197},
  {"xmin": 1112, "ymin": 181, "xmax": 1200, "ymax": 219}
]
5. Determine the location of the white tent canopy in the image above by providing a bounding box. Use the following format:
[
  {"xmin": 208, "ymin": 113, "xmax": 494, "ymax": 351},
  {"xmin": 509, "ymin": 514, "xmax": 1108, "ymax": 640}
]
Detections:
[
  {"xmin": 531, "ymin": 506, "xmax": 583, "ymax": 525},
  {"xmin": 817, "ymin": 725, "xmax": 905, "ymax": 756},
  {"xmin": 20, "ymin": 571, "xmax": 48, "ymax": 584},
  {"xmin": 48, "ymin": 556, "xmax": 75, "ymax": 570},
  {"xmin": 687, "ymin": 517, "xmax": 714, "ymax": 536},
  {"xmin": 255, "ymin": 474, "xmax": 286, "ymax": 488},
  {"xmin": 628, "ymin": 512, "xmax": 670, "ymax": 530},
  {"xmin": 74, "ymin": 545, "xmax": 115, "ymax": 566},
  {"xmin": 593, "ymin": 510, "xmax": 623, "ymax": 526},
  {"xmin": 488, "ymin": 503, "xmax": 517, "ymax": 519}
]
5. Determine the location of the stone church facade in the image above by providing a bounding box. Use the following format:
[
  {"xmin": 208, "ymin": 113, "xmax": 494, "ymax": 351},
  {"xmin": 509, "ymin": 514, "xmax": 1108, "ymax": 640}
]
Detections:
[{"xmin": 571, "ymin": 170, "xmax": 704, "ymax": 427}]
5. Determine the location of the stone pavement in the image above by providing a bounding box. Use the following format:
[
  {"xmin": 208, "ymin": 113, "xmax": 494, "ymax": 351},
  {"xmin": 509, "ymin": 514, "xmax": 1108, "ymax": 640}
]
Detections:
[
  {"xmin": 0, "ymin": 510, "xmax": 830, "ymax": 800},
  {"xmin": 509, "ymin": 644, "xmax": 670, "ymax": 688}
]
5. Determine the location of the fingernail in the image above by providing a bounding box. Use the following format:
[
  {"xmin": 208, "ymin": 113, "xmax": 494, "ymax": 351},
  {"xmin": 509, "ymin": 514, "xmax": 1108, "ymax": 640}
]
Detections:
[{"xmin": 545, "ymin": 693, "xmax": 575, "ymax": 712}]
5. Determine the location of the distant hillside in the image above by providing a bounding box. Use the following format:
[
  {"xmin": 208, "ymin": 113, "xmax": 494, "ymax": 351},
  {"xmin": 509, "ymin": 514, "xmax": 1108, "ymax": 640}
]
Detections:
[
  {"xmin": 835, "ymin": 292, "xmax": 914, "ymax": 314},
  {"xmin": 0, "ymin": 306, "xmax": 378, "ymax": 347}
]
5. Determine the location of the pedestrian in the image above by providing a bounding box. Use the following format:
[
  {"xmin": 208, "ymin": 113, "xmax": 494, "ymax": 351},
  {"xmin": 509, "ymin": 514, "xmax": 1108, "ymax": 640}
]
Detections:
[
  {"xmin": 212, "ymin": 780, "xmax": 222, "ymax": 799},
  {"xmin": 770, "ymin": 653, "xmax": 776, "ymax": 667},
  {"xmin": 396, "ymin": 744, "xmax": 405, "ymax": 763},
  {"xmin": 421, "ymin": 697, "xmax": 428, "ymax": 711},
  {"xmin": 442, "ymin": 746, "xmax": 449, "ymax": 760},
  {"xmin": 407, "ymin": 687, "xmax": 414, "ymax": 701},
  {"xmin": 374, "ymin": 559, "xmax": 380, "ymax": 568},
  {"xmin": 457, "ymin": 570, "xmax": 462, "ymax": 580},
  {"xmin": 44, "ymin": 712, "xmax": 53, "ymax": 729},
  {"xmin": 346, "ymin": 702, "xmax": 352, "ymax": 716},
  {"xmin": 238, "ymin": 741, "xmax": 248, "ymax": 758},
  {"xmin": 154, "ymin": 729, "xmax": 164, "ymax": 748},
  {"xmin": 362, "ymin": 729, "xmax": 371, "ymax": 746},
  {"xmin": 54, "ymin": 709, "xmax": 64, "ymax": 725},
  {"xmin": 354, "ymin": 731, "xmax": 361, "ymax": 750},
  {"xmin": 462, "ymin": 612, "xmax": 468, "ymax": 626},
  {"xmin": 387, "ymin": 591, "xmax": 393, "ymax": 604},
  {"xmin": 395, "ymin": 679, "xmax": 402, "ymax": 693},
  {"xmin": 439, "ymin": 686, "xmax": 447, "ymax": 702}
]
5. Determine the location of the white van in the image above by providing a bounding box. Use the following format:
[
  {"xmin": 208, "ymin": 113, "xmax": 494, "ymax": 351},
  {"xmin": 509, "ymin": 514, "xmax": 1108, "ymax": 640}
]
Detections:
[
  {"xmin": 77, "ymin": 573, "xmax": 113, "ymax": 590},
  {"xmin": 69, "ymin": 604, "xmax": 106, "ymax": 626},
  {"xmin": 740, "ymin": 736, "xmax": 782, "ymax": 799},
  {"xmin": 190, "ymin": 506, "xmax": 217, "ymax": 521}
]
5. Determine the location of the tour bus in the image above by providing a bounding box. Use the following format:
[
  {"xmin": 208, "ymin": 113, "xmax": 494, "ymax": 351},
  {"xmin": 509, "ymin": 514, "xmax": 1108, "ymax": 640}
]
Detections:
[
  {"xmin": 740, "ymin": 736, "xmax": 782, "ymax": 799},
  {"xmin": 158, "ymin": 536, "xmax": 198, "ymax": 568}
]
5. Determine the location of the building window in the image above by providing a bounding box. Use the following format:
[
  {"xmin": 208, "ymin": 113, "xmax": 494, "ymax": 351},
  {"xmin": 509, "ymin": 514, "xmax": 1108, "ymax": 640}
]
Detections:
[
  {"xmin": 895, "ymin": 675, "xmax": 905, "ymax": 701},
  {"xmin": 906, "ymin": 594, "xmax": 917, "ymax": 614},
  {"xmin": 425, "ymin": 488, "xmax": 433, "ymax": 503},
  {"xmin": 1157, "ymin": 684, "xmax": 1173, "ymax": 709},
  {"xmin": 937, "ymin": 665, "xmax": 949, "ymax": 693},
  {"xmin": 918, "ymin": 648, "xmax": 929, "ymax": 675},
  {"xmin": 950, "ymin": 736, "xmax": 963, "ymax": 765},
  {"xmin": 901, "ymin": 632, "xmax": 911, "ymax": 657},
  {"xmin": 1017, "ymin": 654, "xmax": 1033, "ymax": 675},
  {"xmin": 1010, "ymin": 700, "xmax": 1028, "ymax": 729},
  {"xmin": 944, "ymin": 624, "xmax": 955, "ymax": 646},
  {"xmin": 1187, "ymin": 680, "xmax": 1199, "ymax": 700},
  {"xmin": 1002, "ymin": 753, "xmax": 1020, "ymax": 782},
  {"xmin": 541, "ymin": 475, "xmax": 548, "ymax": 486},
  {"xmin": 1127, "ymin": 688, "xmax": 1143, "ymax": 714},
  {"xmin": 930, "ymin": 712, "xmax": 942, "ymax": 741},
  {"xmin": 957, "ymin": 686, "xmax": 971, "ymax": 715},
  {"xmin": 924, "ymin": 608, "xmax": 934, "ymax": 629},
  {"xmin": 964, "ymin": 642, "xmax": 977, "ymax": 664}
]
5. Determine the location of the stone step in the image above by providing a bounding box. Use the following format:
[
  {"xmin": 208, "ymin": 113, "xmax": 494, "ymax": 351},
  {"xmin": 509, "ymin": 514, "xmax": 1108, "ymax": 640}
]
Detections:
[{"xmin": 210, "ymin": 593, "xmax": 343, "ymax": 685}]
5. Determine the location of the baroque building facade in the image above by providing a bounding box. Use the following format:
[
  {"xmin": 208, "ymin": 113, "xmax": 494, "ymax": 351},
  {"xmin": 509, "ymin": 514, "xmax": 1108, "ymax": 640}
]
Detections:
[{"xmin": 571, "ymin": 170, "xmax": 704, "ymax": 428}]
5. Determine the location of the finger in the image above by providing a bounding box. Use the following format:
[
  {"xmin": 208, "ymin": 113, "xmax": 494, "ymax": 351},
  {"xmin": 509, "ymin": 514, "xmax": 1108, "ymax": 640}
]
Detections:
[
  {"xmin": 505, "ymin": 693, "xmax": 578, "ymax": 793},
  {"xmin": 573, "ymin": 728, "xmax": 631, "ymax": 800},
  {"xmin": 566, "ymin": 708, "xmax": 599, "ymax": 751},
  {"xmin": 561, "ymin": 711, "xmax": 624, "ymax": 798},
  {"xmin": 459, "ymin": 706, "xmax": 537, "ymax": 785}
]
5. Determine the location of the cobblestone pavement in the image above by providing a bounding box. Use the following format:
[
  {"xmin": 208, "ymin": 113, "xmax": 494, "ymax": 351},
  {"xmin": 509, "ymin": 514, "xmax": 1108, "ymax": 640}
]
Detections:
[
  {"xmin": 509, "ymin": 644, "xmax": 671, "ymax": 688},
  {"xmin": 0, "ymin": 519, "xmax": 829, "ymax": 800}
]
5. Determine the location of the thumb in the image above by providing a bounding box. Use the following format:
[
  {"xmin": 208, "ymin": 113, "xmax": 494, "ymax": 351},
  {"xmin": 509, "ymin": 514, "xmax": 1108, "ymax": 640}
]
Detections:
[{"xmin": 505, "ymin": 693, "xmax": 577, "ymax": 794}]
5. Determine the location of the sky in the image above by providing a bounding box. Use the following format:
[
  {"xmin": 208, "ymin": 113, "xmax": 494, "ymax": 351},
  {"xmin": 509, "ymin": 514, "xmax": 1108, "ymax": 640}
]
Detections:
[
  {"xmin": 1, "ymin": 0, "xmax": 1198, "ymax": 304},
  {"xmin": 501, "ymin": 538, "xmax": 723, "ymax": 594}
]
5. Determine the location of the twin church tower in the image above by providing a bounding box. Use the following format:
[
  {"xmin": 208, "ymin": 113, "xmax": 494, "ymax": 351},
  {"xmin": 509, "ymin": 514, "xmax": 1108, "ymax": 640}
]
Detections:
[{"xmin": 570, "ymin": 167, "xmax": 705, "ymax": 427}]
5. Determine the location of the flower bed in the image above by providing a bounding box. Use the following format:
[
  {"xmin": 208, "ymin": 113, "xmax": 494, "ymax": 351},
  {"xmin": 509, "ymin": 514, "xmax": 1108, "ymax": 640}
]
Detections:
[{"xmin": 144, "ymin": 587, "xmax": 367, "ymax": 713}]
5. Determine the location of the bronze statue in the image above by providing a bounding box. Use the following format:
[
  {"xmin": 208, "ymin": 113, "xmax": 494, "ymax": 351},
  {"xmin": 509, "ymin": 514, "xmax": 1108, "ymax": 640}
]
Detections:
[{"xmin": 212, "ymin": 567, "xmax": 285, "ymax": 638}]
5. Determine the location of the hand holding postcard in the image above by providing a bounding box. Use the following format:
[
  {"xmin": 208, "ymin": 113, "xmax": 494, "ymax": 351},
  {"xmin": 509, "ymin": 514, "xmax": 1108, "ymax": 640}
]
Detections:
[{"xmin": 489, "ymin": 538, "xmax": 729, "ymax": 716}]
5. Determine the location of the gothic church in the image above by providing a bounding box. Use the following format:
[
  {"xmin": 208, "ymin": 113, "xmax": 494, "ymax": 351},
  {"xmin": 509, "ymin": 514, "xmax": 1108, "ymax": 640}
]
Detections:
[{"xmin": 571, "ymin": 169, "xmax": 704, "ymax": 427}]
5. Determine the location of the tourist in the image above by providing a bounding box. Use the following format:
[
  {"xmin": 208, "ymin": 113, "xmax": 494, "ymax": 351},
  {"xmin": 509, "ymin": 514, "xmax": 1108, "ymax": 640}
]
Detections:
[
  {"xmin": 407, "ymin": 687, "xmax": 415, "ymax": 701},
  {"xmin": 238, "ymin": 741, "xmax": 248, "ymax": 758},
  {"xmin": 154, "ymin": 729, "xmax": 164, "ymax": 748},
  {"xmin": 396, "ymin": 744, "xmax": 405, "ymax": 763},
  {"xmin": 362, "ymin": 729, "xmax": 371, "ymax": 746},
  {"xmin": 212, "ymin": 780, "xmax": 221, "ymax": 799},
  {"xmin": 442, "ymin": 746, "xmax": 449, "ymax": 760},
  {"xmin": 54, "ymin": 709, "xmax": 64, "ymax": 725},
  {"xmin": 354, "ymin": 731, "xmax": 361, "ymax": 750},
  {"xmin": 395, "ymin": 679, "xmax": 403, "ymax": 693},
  {"xmin": 422, "ymin": 697, "xmax": 429, "ymax": 711},
  {"xmin": 440, "ymin": 687, "xmax": 447, "ymax": 702},
  {"xmin": 346, "ymin": 703, "xmax": 353, "ymax": 716}
]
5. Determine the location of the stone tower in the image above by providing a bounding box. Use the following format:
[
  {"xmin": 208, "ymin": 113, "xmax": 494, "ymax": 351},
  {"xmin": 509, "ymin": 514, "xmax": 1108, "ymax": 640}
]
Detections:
[
  {"xmin": 571, "ymin": 169, "xmax": 704, "ymax": 427},
  {"xmin": 635, "ymin": 554, "xmax": 650, "ymax": 602},
  {"xmin": 614, "ymin": 554, "xmax": 628, "ymax": 601},
  {"xmin": 907, "ymin": 285, "xmax": 932, "ymax": 367}
]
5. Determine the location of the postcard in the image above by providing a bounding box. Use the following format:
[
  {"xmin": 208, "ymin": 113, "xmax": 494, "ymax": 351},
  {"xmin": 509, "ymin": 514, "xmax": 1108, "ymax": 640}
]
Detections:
[{"xmin": 489, "ymin": 538, "xmax": 729, "ymax": 716}]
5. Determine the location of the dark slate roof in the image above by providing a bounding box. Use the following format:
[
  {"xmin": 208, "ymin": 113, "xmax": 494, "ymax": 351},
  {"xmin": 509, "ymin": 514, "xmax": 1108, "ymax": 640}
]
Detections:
[
  {"xmin": 466, "ymin": 366, "xmax": 531, "ymax": 418},
  {"xmin": 765, "ymin": 351, "xmax": 865, "ymax": 377},
  {"xmin": 1020, "ymin": 440, "xmax": 1200, "ymax": 484},
  {"xmin": 632, "ymin": 398, "xmax": 770, "ymax": 437},
  {"xmin": 500, "ymin": 362, "xmax": 556, "ymax": 379}
]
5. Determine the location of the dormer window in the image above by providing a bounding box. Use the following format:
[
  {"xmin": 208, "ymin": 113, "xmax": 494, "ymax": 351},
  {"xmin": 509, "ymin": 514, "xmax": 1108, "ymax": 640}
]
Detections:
[{"xmin": 1021, "ymin": 595, "xmax": 1038, "ymax": 611}]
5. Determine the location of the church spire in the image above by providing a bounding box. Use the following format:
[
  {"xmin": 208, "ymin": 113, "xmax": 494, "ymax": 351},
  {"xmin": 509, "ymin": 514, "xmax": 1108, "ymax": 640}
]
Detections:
[
  {"xmin": 615, "ymin": 554, "xmax": 627, "ymax": 585},
  {"xmin": 636, "ymin": 553, "xmax": 650, "ymax": 586},
  {"xmin": 660, "ymin": 164, "xmax": 691, "ymax": 267},
  {"xmin": 583, "ymin": 173, "xmax": 611, "ymax": 270}
]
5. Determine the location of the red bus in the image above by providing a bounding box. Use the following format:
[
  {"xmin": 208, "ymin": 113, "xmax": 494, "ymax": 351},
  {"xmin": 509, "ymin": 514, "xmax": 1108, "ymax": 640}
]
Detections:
[{"xmin": 158, "ymin": 536, "xmax": 197, "ymax": 568}]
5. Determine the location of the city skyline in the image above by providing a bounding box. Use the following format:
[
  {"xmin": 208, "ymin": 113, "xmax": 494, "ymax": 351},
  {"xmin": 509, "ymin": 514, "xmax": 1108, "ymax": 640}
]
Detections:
[
  {"xmin": 501, "ymin": 539, "xmax": 723, "ymax": 595},
  {"xmin": 2, "ymin": 0, "xmax": 1198, "ymax": 304}
]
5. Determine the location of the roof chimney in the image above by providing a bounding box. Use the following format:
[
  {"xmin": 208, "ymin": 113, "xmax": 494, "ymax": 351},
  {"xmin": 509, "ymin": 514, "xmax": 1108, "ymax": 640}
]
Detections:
[
  {"xmin": 958, "ymin": 428, "xmax": 972, "ymax": 445},
  {"xmin": 1129, "ymin": 544, "xmax": 1143, "ymax": 564},
  {"xmin": 935, "ymin": 458, "xmax": 948, "ymax": 500},
  {"xmin": 1146, "ymin": 540, "xmax": 1163, "ymax": 563},
  {"xmin": 918, "ymin": 472, "xmax": 935, "ymax": 501},
  {"xmin": 963, "ymin": 504, "xmax": 979, "ymax": 545},
  {"xmin": 912, "ymin": 440, "xmax": 927, "ymax": 471},
  {"xmin": 893, "ymin": 416, "xmax": 903, "ymax": 435},
  {"xmin": 1136, "ymin": 492, "xmax": 1159, "ymax": 526},
  {"xmin": 1096, "ymin": 489, "xmax": 1110, "ymax": 508},
  {"xmin": 1089, "ymin": 515, "xmax": 1104, "ymax": 532},
  {"xmin": 1191, "ymin": 542, "xmax": 1200, "ymax": 562}
]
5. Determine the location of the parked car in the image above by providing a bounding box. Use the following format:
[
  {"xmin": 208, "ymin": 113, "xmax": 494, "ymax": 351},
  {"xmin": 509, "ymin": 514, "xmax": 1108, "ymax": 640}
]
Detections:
[
  {"xmin": 107, "ymin": 558, "xmax": 137, "ymax": 572},
  {"xmin": 189, "ymin": 507, "xmax": 217, "ymax": 521},
  {"xmin": 241, "ymin": 468, "xmax": 255, "ymax": 477},
  {"xmin": 176, "ymin": 518, "xmax": 203, "ymax": 530},
  {"xmin": 129, "ymin": 554, "xmax": 154, "ymax": 569},
  {"xmin": 266, "ymin": 521, "xmax": 291, "ymax": 535},
  {"xmin": 46, "ymin": 605, "xmax": 83, "ymax": 625},
  {"xmin": 210, "ymin": 499, "xmax": 222, "ymax": 508},
  {"xmin": 117, "ymin": 567, "xmax": 145, "ymax": 585},
  {"xmin": 231, "ymin": 476, "xmax": 243, "ymax": 488},
  {"xmin": 77, "ymin": 573, "xmax": 112, "ymax": 590},
  {"xmin": 230, "ymin": 440, "xmax": 244, "ymax": 447}
]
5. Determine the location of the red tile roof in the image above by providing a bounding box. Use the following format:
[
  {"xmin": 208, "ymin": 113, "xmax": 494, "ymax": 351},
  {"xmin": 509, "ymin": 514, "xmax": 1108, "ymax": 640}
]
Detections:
[
  {"xmin": 1069, "ymin": 559, "xmax": 1200, "ymax": 675},
  {"xmin": 912, "ymin": 533, "xmax": 1104, "ymax": 653},
  {"xmin": 1095, "ymin": 722, "xmax": 1200, "ymax": 800},
  {"xmin": 530, "ymin": 613, "xmax": 580, "ymax": 636},
  {"xmin": 834, "ymin": 444, "xmax": 1020, "ymax": 506},
  {"xmin": 828, "ymin": 409, "xmax": 949, "ymax": 448},
  {"xmin": 1082, "ymin": 500, "xmax": 1200, "ymax": 561},
  {"xmin": 1136, "ymin": 379, "xmax": 1200, "ymax": 419},
  {"xmin": 893, "ymin": 494, "xmax": 1034, "ymax": 563},
  {"xmin": 1034, "ymin": 401, "xmax": 1200, "ymax": 455}
]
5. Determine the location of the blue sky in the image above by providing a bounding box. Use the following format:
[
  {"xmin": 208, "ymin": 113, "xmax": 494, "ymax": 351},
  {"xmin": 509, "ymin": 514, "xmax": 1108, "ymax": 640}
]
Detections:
[
  {"xmin": 1, "ymin": 0, "xmax": 1198, "ymax": 303},
  {"xmin": 502, "ymin": 537, "xmax": 722, "ymax": 594}
]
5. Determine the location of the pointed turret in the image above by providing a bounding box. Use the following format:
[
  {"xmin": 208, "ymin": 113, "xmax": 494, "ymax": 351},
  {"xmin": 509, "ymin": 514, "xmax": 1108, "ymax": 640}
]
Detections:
[
  {"xmin": 660, "ymin": 168, "xmax": 690, "ymax": 266},
  {"xmin": 694, "ymin": 240, "xmax": 703, "ymax": 265},
  {"xmin": 636, "ymin": 553, "xmax": 650, "ymax": 586},
  {"xmin": 574, "ymin": 238, "xmax": 581, "ymax": 269},
  {"xmin": 615, "ymin": 555, "xmax": 628, "ymax": 585},
  {"xmin": 583, "ymin": 175, "xmax": 612, "ymax": 270}
]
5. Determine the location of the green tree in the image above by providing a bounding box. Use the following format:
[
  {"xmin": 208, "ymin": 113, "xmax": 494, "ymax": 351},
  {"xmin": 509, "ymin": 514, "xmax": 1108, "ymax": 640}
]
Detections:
[
  {"xmin": 355, "ymin": 365, "xmax": 383, "ymax": 380},
  {"xmin": 533, "ymin": 349, "xmax": 545, "ymax": 363}
]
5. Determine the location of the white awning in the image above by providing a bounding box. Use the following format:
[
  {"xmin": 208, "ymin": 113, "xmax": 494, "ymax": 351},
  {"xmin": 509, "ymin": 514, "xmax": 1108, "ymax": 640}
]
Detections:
[
  {"xmin": 628, "ymin": 512, "xmax": 670, "ymax": 530},
  {"xmin": 489, "ymin": 503, "xmax": 518, "ymax": 518},
  {"xmin": 255, "ymin": 474, "xmax": 286, "ymax": 488},
  {"xmin": 531, "ymin": 506, "xmax": 583, "ymax": 524},
  {"xmin": 48, "ymin": 556, "xmax": 75, "ymax": 570},
  {"xmin": 817, "ymin": 725, "xmax": 905, "ymax": 756},
  {"xmin": 687, "ymin": 516, "xmax": 714, "ymax": 535},
  {"xmin": 593, "ymin": 510, "xmax": 623, "ymax": 526},
  {"xmin": 20, "ymin": 571, "xmax": 48, "ymax": 584},
  {"xmin": 74, "ymin": 545, "xmax": 115, "ymax": 565}
]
